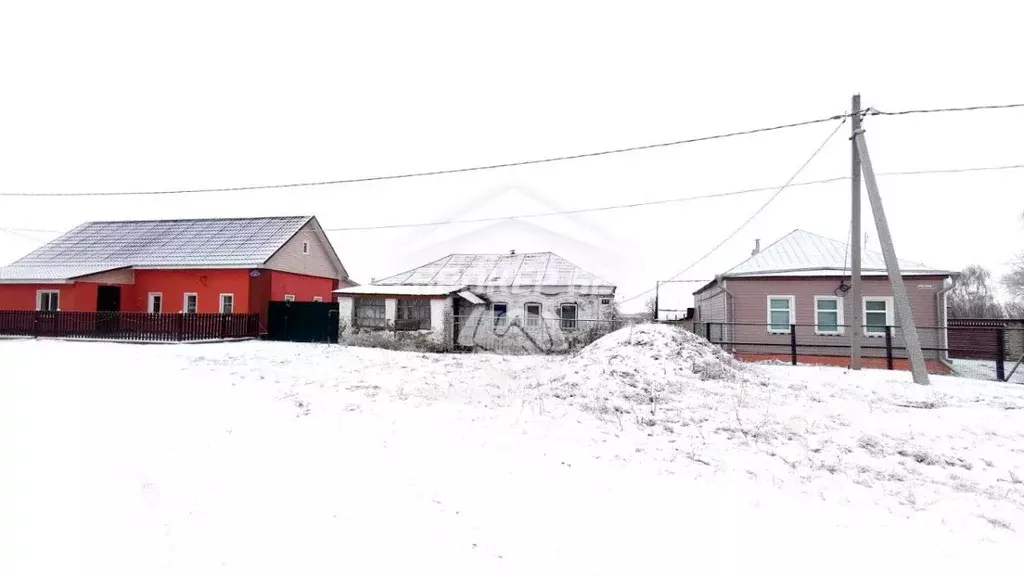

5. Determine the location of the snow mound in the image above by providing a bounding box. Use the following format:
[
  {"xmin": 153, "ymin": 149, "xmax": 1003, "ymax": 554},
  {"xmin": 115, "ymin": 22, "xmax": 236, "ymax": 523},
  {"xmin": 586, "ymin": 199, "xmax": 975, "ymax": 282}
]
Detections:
[{"xmin": 546, "ymin": 323, "xmax": 761, "ymax": 430}]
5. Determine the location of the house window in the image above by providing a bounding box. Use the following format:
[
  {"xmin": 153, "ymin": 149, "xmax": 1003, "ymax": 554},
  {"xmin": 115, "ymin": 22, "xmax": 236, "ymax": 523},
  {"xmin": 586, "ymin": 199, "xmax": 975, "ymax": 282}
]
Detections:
[
  {"xmin": 766, "ymin": 296, "xmax": 795, "ymax": 333},
  {"xmin": 601, "ymin": 298, "xmax": 612, "ymax": 305},
  {"xmin": 284, "ymin": 294, "xmax": 296, "ymax": 302},
  {"xmin": 863, "ymin": 297, "xmax": 894, "ymax": 336},
  {"xmin": 492, "ymin": 303, "xmax": 508, "ymax": 327},
  {"xmin": 354, "ymin": 298, "xmax": 386, "ymax": 328},
  {"xmin": 302, "ymin": 241, "xmax": 310, "ymax": 255},
  {"xmin": 184, "ymin": 293, "xmax": 198, "ymax": 314},
  {"xmin": 148, "ymin": 292, "xmax": 163, "ymax": 314},
  {"xmin": 559, "ymin": 303, "xmax": 578, "ymax": 330},
  {"xmin": 814, "ymin": 296, "xmax": 843, "ymax": 335},
  {"xmin": 396, "ymin": 299, "xmax": 431, "ymax": 330},
  {"xmin": 312, "ymin": 296, "xmax": 323, "ymax": 303},
  {"xmin": 220, "ymin": 294, "xmax": 234, "ymax": 314},
  {"xmin": 525, "ymin": 303, "xmax": 542, "ymax": 327},
  {"xmin": 36, "ymin": 290, "xmax": 59, "ymax": 312}
]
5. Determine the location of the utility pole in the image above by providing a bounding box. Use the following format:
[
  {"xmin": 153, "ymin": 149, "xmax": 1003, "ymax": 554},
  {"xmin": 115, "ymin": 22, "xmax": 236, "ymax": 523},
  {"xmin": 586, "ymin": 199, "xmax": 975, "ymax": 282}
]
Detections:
[
  {"xmin": 654, "ymin": 281, "xmax": 661, "ymax": 321},
  {"xmin": 853, "ymin": 128, "xmax": 930, "ymax": 385},
  {"xmin": 850, "ymin": 94, "xmax": 863, "ymax": 370}
]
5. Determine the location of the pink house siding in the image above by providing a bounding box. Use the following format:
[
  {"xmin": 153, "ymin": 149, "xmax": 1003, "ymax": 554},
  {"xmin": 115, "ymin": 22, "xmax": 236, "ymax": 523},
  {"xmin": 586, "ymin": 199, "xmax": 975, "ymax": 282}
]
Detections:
[{"xmin": 701, "ymin": 275, "xmax": 949, "ymax": 361}]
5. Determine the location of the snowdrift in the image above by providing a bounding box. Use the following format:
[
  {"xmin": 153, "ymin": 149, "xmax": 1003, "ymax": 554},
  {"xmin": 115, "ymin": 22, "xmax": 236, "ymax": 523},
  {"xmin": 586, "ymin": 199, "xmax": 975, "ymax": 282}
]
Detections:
[{"xmin": 546, "ymin": 323, "xmax": 763, "ymax": 431}]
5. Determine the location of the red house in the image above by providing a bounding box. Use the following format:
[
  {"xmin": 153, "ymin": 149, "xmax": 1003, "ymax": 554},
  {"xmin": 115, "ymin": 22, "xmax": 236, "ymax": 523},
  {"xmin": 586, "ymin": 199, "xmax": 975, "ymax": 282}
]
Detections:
[{"xmin": 0, "ymin": 216, "xmax": 352, "ymax": 333}]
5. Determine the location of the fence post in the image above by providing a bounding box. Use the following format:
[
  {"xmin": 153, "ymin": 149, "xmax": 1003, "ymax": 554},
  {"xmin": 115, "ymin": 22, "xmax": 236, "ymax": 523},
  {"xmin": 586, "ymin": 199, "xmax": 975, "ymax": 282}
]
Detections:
[
  {"xmin": 220, "ymin": 314, "xmax": 227, "ymax": 340},
  {"xmin": 885, "ymin": 326, "xmax": 894, "ymax": 370},
  {"xmin": 996, "ymin": 327, "xmax": 1007, "ymax": 382},
  {"xmin": 176, "ymin": 313, "xmax": 184, "ymax": 342},
  {"xmin": 790, "ymin": 324, "xmax": 797, "ymax": 366}
]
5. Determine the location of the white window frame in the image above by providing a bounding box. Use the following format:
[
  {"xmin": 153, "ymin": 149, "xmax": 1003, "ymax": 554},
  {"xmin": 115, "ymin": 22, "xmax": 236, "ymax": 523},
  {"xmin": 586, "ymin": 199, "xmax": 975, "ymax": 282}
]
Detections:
[
  {"xmin": 302, "ymin": 241, "xmax": 310, "ymax": 255},
  {"xmin": 766, "ymin": 295, "xmax": 795, "ymax": 334},
  {"xmin": 148, "ymin": 292, "xmax": 163, "ymax": 314},
  {"xmin": 813, "ymin": 295, "xmax": 844, "ymax": 335},
  {"xmin": 183, "ymin": 293, "xmax": 198, "ymax": 314},
  {"xmin": 863, "ymin": 297, "xmax": 895, "ymax": 337},
  {"xmin": 559, "ymin": 303, "xmax": 579, "ymax": 330},
  {"xmin": 312, "ymin": 296, "xmax": 323, "ymax": 303},
  {"xmin": 36, "ymin": 290, "xmax": 60, "ymax": 312},
  {"xmin": 219, "ymin": 293, "xmax": 235, "ymax": 314},
  {"xmin": 524, "ymin": 302, "xmax": 542, "ymax": 327},
  {"xmin": 283, "ymin": 294, "xmax": 296, "ymax": 302}
]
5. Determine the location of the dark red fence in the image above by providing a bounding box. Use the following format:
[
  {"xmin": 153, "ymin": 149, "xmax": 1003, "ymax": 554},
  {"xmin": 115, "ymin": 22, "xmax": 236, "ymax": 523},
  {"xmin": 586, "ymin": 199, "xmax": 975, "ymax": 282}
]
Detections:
[
  {"xmin": 0, "ymin": 311, "xmax": 259, "ymax": 342},
  {"xmin": 947, "ymin": 319, "xmax": 1020, "ymax": 360}
]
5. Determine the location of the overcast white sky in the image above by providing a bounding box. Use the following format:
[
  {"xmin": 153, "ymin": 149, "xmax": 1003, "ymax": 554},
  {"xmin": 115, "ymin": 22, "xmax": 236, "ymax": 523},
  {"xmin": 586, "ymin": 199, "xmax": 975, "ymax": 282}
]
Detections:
[{"xmin": 1, "ymin": 0, "xmax": 1021, "ymax": 311}]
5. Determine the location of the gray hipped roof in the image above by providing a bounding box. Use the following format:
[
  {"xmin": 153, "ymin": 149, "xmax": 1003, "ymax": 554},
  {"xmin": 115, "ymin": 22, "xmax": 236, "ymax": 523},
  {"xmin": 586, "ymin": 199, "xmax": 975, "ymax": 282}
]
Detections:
[
  {"xmin": 1, "ymin": 216, "xmax": 320, "ymax": 282},
  {"xmin": 375, "ymin": 252, "xmax": 616, "ymax": 290},
  {"xmin": 724, "ymin": 229, "xmax": 952, "ymax": 278}
]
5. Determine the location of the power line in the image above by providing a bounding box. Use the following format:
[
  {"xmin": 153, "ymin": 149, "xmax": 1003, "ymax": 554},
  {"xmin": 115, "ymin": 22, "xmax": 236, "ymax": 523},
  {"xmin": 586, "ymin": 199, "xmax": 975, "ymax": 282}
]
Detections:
[
  {"xmin": 868, "ymin": 102, "xmax": 1024, "ymax": 117},
  {"xmin": 0, "ymin": 113, "xmax": 851, "ymax": 198},
  {"xmin": 618, "ymin": 117, "xmax": 849, "ymax": 305},
  {"xmin": 5, "ymin": 161, "xmax": 1024, "ymax": 235}
]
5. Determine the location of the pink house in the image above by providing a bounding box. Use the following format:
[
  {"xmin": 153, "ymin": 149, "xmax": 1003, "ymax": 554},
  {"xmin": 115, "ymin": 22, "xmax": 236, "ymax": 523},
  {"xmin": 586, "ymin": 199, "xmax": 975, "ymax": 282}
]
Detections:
[{"xmin": 693, "ymin": 230, "xmax": 957, "ymax": 372}]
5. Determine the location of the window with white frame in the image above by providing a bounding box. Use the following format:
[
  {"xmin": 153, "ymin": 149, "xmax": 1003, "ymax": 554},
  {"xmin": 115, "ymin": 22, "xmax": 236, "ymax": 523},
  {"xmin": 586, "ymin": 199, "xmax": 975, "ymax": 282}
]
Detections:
[
  {"xmin": 184, "ymin": 293, "xmax": 198, "ymax": 314},
  {"xmin": 766, "ymin": 296, "xmax": 795, "ymax": 333},
  {"xmin": 284, "ymin": 294, "xmax": 296, "ymax": 302},
  {"xmin": 814, "ymin": 296, "xmax": 843, "ymax": 334},
  {"xmin": 863, "ymin": 297, "xmax": 894, "ymax": 336},
  {"xmin": 312, "ymin": 296, "xmax": 323, "ymax": 303},
  {"xmin": 219, "ymin": 294, "xmax": 234, "ymax": 314},
  {"xmin": 559, "ymin": 303, "xmax": 578, "ymax": 330},
  {"xmin": 148, "ymin": 292, "xmax": 163, "ymax": 314},
  {"xmin": 36, "ymin": 290, "xmax": 59, "ymax": 312},
  {"xmin": 492, "ymin": 303, "xmax": 508, "ymax": 327},
  {"xmin": 302, "ymin": 241, "xmax": 310, "ymax": 255},
  {"xmin": 525, "ymin": 303, "xmax": 542, "ymax": 327}
]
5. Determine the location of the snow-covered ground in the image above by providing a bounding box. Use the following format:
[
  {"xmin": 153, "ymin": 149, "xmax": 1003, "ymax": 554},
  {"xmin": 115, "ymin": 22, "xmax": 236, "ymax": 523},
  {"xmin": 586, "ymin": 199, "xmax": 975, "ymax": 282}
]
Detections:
[{"xmin": 2, "ymin": 326, "xmax": 1022, "ymax": 575}]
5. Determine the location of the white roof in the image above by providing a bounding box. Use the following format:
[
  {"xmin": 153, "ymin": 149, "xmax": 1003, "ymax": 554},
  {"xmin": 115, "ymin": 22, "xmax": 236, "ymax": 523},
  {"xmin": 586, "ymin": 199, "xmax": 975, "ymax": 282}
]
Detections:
[
  {"xmin": 374, "ymin": 252, "xmax": 616, "ymax": 290},
  {"xmin": 724, "ymin": 229, "xmax": 952, "ymax": 278},
  {"xmin": 334, "ymin": 285, "xmax": 466, "ymax": 296}
]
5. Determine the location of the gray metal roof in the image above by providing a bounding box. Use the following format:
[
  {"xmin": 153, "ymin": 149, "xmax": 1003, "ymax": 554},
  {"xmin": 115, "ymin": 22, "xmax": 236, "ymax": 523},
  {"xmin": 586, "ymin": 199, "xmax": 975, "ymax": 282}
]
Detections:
[
  {"xmin": 375, "ymin": 252, "xmax": 616, "ymax": 290},
  {"xmin": 724, "ymin": 229, "xmax": 951, "ymax": 277},
  {"xmin": 0, "ymin": 264, "xmax": 129, "ymax": 283},
  {"xmin": 4, "ymin": 216, "xmax": 313, "ymax": 278}
]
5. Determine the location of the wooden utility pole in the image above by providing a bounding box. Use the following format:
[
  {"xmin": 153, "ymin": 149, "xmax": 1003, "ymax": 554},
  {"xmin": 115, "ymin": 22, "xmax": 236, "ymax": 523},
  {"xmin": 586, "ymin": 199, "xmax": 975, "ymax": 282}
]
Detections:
[
  {"xmin": 850, "ymin": 94, "xmax": 863, "ymax": 370},
  {"xmin": 853, "ymin": 128, "xmax": 930, "ymax": 385}
]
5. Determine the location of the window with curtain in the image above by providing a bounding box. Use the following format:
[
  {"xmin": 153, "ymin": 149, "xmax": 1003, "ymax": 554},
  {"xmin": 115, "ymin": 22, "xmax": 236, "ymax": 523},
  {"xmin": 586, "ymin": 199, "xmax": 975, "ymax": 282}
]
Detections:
[
  {"xmin": 525, "ymin": 303, "xmax": 542, "ymax": 327},
  {"xmin": 559, "ymin": 303, "xmax": 578, "ymax": 330}
]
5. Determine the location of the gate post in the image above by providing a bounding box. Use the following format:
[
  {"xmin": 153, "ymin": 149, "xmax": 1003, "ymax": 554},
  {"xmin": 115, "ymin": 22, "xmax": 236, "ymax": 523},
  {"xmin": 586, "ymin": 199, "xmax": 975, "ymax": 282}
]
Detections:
[
  {"xmin": 885, "ymin": 326, "xmax": 894, "ymax": 370},
  {"xmin": 996, "ymin": 328, "xmax": 1007, "ymax": 381},
  {"xmin": 790, "ymin": 324, "xmax": 798, "ymax": 366}
]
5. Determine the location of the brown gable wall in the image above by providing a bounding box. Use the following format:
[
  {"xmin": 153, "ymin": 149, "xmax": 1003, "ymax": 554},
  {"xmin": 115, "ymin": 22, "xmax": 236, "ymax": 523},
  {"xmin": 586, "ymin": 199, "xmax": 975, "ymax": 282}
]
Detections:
[{"xmin": 265, "ymin": 222, "xmax": 342, "ymax": 280}]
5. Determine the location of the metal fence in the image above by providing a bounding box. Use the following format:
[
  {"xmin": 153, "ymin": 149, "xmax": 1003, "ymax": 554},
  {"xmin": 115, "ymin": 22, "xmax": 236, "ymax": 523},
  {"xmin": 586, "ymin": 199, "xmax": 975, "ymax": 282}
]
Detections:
[
  {"xmin": 0, "ymin": 311, "xmax": 260, "ymax": 342},
  {"xmin": 692, "ymin": 322, "xmax": 1024, "ymax": 383}
]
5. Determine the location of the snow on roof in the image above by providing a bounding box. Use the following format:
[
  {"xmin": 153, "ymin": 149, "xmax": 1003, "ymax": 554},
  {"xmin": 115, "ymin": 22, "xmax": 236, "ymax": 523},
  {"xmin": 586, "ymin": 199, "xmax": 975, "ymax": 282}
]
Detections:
[
  {"xmin": 374, "ymin": 252, "xmax": 616, "ymax": 290},
  {"xmin": 334, "ymin": 285, "xmax": 466, "ymax": 296},
  {"xmin": 0, "ymin": 264, "xmax": 130, "ymax": 283},
  {"xmin": 2, "ymin": 216, "xmax": 314, "ymax": 281},
  {"xmin": 723, "ymin": 229, "xmax": 952, "ymax": 278}
]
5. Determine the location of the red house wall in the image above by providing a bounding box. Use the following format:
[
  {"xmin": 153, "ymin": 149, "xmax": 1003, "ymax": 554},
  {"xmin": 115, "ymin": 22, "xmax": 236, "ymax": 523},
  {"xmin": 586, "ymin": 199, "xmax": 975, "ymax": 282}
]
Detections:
[
  {"xmin": 0, "ymin": 283, "xmax": 99, "ymax": 311},
  {"xmin": 268, "ymin": 270, "xmax": 337, "ymax": 302},
  {"xmin": 125, "ymin": 269, "xmax": 251, "ymax": 313}
]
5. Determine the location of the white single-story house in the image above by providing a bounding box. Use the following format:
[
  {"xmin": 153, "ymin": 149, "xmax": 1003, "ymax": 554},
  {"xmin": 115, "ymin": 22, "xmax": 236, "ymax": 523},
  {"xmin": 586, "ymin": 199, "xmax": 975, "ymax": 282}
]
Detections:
[{"xmin": 334, "ymin": 251, "xmax": 617, "ymax": 352}]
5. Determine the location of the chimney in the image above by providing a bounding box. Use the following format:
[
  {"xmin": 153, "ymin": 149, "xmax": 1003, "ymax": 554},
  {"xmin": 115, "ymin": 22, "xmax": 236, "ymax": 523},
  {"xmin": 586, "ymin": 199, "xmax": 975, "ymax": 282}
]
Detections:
[
  {"xmin": 510, "ymin": 249, "xmax": 516, "ymax": 255},
  {"xmin": 751, "ymin": 239, "xmax": 761, "ymax": 256}
]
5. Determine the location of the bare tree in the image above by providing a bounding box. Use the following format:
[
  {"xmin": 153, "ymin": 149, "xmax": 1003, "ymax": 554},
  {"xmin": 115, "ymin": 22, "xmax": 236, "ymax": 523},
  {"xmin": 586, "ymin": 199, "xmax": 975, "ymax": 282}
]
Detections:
[
  {"xmin": 949, "ymin": 265, "xmax": 1003, "ymax": 318},
  {"xmin": 641, "ymin": 296, "xmax": 658, "ymax": 323}
]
